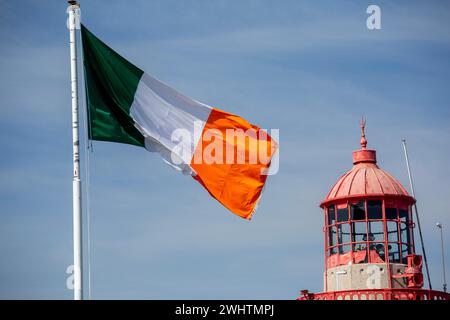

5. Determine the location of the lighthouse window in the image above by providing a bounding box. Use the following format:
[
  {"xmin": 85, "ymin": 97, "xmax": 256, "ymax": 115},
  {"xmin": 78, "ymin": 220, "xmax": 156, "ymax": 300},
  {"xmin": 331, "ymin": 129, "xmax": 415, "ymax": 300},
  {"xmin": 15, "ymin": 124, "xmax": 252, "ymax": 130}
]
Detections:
[
  {"xmin": 350, "ymin": 201, "xmax": 365, "ymax": 220},
  {"xmin": 337, "ymin": 207, "xmax": 349, "ymax": 223},
  {"xmin": 399, "ymin": 209, "xmax": 409, "ymax": 223},
  {"xmin": 387, "ymin": 221, "xmax": 399, "ymax": 242},
  {"xmin": 329, "ymin": 226, "xmax": 337, "ymax": 247},
  {"xmin": 353, "ymin": 243, "xmax": 368, "ymax": 263},
  {"xmin": 352, "ymin": 222, "xmax": 366, "ymax": 242},
  {"xmin": 327, "ymin": 206, "xmax": 336, "ymax": 225},
  {"xmin": 385, "ymin": 207, "xmax": 398, "ymax": 220},
  {"xmin": 368, "ymin": 221, "xmax": 384, "ymax": 241},
  {"xmin": 400, "ymin": 222, "xmax": 409, "ymax": 244},
  {"xmin": 370, "ymin": 243, "xmax": 386, "ymax": 262},
  {"xmin": 388, "ymin": 243, "xmax": 401, "ymax": 263},
  {"xmin": 339, "ymin": 244, "xmax": 351, "ymax": 254},
  {"xmin": 367, "ymin": 200, "xmax": 382, "ymax": 219},
  {"xmin": 338, "ymin": 223, "xmax": 351, "ymax": 244},
  {"xmin": 353, "ymin": 243, "xmax": 367, "ymax": 252}
]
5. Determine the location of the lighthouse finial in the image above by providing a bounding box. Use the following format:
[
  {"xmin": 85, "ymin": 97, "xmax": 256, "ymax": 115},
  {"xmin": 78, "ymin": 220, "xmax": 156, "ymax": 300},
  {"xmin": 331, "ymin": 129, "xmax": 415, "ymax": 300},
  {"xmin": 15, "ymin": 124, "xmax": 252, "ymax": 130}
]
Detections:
[
  {"xmin": 352, "ymin": 117, "xmax": 376, "ymax": 164},
  {"xmin": 360, "ymin": 117, "xmax": 367, "ymax": 149}
]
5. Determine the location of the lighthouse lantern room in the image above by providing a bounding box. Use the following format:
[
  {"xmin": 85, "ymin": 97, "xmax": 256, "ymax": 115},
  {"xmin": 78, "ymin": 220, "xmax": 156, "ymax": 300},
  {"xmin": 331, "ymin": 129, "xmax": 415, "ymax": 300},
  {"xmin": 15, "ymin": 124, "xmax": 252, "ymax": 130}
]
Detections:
[{"xmin": 298, "ymin": 120, "xmax": 450, "ymax": 300}]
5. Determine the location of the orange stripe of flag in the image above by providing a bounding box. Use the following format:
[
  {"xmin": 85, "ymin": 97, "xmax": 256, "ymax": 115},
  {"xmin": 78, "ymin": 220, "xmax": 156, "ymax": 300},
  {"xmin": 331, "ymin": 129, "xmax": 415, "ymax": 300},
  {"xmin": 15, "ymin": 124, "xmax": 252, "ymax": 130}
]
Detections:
[{"xmin": 190, "ymin": 108, "xmax": 277, "ymax": 219}]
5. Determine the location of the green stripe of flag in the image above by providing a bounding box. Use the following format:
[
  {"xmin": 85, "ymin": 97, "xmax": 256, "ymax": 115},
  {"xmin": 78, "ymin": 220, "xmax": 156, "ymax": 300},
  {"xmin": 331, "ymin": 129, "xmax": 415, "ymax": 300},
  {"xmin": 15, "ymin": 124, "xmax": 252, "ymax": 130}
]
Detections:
[{"xmin": 81, "ymin": 24, "xmax": 145, "ymax": 147}]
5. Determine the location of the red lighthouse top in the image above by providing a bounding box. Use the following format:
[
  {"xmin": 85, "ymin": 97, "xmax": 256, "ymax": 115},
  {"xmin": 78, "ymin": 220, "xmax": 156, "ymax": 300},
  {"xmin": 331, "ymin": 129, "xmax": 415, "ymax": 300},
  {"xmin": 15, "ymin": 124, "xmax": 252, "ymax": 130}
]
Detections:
[
  {"xmin": 321, "ymin": 119, "xmax": 415, "ymax": 208},
  {"xmin": 298, "ymin": 119, "xmax": 450, "ymax": 301}
]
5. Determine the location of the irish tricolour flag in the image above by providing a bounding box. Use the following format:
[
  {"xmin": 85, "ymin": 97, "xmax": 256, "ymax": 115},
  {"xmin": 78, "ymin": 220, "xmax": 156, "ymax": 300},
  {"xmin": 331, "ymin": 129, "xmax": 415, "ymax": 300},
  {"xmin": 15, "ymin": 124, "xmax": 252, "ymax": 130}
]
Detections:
[{"xmin": 81, "ymin": 25, "xmax": 278, "ymax": 220}]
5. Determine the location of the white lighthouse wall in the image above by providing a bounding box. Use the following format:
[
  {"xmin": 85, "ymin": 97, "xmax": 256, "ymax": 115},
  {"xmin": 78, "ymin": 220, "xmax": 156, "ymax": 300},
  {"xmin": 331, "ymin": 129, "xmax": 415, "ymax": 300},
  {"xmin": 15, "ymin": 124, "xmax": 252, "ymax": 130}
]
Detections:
[{"xmin": 324, "ymin": 263, "xmax": 408, "ymax": 291}]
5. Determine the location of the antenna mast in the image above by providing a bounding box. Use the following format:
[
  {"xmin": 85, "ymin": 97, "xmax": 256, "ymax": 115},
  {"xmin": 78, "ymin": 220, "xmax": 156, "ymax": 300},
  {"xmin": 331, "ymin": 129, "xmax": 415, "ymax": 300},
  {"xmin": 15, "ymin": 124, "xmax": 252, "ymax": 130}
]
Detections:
[{"xmin": 402, "ymin": 139, "xmax": 432, "ymax": 290}]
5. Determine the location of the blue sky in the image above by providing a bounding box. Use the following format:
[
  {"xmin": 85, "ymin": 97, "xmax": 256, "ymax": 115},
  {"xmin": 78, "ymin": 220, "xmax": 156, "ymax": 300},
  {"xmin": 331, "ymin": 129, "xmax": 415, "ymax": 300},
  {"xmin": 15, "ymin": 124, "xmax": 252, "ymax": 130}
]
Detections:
[{"xmin": 0, "ymin": 0, "xmax": 449, "ymax": 299}]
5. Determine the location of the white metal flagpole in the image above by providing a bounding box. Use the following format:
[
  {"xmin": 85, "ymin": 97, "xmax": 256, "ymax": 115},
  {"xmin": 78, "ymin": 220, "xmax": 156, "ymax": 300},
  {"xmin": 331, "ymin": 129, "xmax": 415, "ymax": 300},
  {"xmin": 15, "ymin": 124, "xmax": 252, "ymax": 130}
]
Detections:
[{"xmin": 68, "ymin": 0, "xmax": 83, "ymax": 300}]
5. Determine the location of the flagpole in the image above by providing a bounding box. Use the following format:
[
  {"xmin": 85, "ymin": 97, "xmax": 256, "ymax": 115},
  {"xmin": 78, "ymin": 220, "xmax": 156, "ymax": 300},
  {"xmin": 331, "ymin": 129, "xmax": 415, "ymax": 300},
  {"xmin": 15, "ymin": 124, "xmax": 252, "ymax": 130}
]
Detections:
[{"xmin": 68, "ymin": 0, "xmax": 83, "ymax": 300}]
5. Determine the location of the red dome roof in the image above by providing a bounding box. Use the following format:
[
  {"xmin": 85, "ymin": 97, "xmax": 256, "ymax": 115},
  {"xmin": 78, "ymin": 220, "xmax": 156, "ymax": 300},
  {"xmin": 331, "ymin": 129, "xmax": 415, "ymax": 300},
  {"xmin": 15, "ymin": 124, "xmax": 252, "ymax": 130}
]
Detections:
[{"xmin": 320, "ymin": 120, "xmax": 415, "ymax": 207}]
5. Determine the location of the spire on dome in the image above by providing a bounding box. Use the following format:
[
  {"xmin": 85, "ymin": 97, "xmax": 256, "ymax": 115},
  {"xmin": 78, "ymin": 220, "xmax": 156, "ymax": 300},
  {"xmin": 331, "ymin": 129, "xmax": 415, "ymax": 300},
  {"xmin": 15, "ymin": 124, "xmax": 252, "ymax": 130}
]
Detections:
[
  {"xmin": 352, "ymin": 118, "xmax": 377, "ymax": 165},
  {"xmin": 360, "ymin": 117, "xmax": 367, "ymax": 150}
]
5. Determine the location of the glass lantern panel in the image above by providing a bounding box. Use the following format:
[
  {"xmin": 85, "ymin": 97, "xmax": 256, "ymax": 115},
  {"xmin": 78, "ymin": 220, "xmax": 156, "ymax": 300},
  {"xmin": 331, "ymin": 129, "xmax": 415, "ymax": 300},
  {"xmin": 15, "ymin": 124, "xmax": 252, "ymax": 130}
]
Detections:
[
  {"xmin": 369, "ymin": 242, "xmax": 386, "ymax": 262},
  {"xmin": 399, "ymin": 209, "xmax": 409, "ymax": 223},
  {"xmin": 329, "ymin": 226, "xmax": 337, "ymax": 247},
  {"xmin": 387, "ymin": 221, "xmax": 399, "ymax": 242},
  {"xmin": 327, "ymin": 205, "xmax": 335, "ymax": 225},
  {"xmin": 350, "ymin": 201, "xmax": 366, "ymax": 220},
  {"xmin": 368, "ymin": 221, "xmax": 384, "ymax": 241},
  {"xmin": 352, "ymin": 222, "xmax": 367, "ymax": 242},
  {"xmin": 353, "ymin": 243, "xmax": 368, "ymax": 264},
  {"xmin": 400, "ymin": 222, "xmax": 410, "ymax": 245},
  {"xmin": 338, "ymin": 223, "xmax": 351, "ymax": 244},
  {"xmin": 385, "ymin": 207, "xmax": 398, "ymax": 220},
  {"xmin": 367, "ymin": 200, "xmax": 382, "ymax": 219},
  {"xmin": 388, "ymin": 243, "xmax": 401, "ymax": 263},
  {"xmin": 337, "ymin": 207, "xmax": 349, "ymax": 223},
  {"xmin": 339, "ymin": 244, "xmax": 351, "ymax": 254}
]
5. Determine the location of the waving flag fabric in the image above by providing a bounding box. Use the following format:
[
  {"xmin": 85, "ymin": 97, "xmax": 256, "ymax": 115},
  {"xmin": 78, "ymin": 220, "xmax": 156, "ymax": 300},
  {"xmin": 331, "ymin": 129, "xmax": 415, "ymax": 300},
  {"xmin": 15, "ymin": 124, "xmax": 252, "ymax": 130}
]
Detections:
[{"xmin": 81, "ymin": 24, "xmax": 277, "ymax": 219}]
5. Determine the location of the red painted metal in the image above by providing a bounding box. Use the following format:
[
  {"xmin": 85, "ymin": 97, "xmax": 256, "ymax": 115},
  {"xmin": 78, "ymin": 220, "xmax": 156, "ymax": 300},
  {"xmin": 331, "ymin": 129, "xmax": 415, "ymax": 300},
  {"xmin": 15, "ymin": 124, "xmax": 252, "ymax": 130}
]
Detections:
[
  {"xmin": 297, "ymin": 288, "xmax": 450, "ymax": 300},
  {"xmin": 299, "ymin": 120, "xmax": 449, "ymax": 300},
  {"xmin": 321, "ymin": 162, "xmax": 414, "ymax": 208},
  {"xmin": 321, "ymin": 120, "xmax": 414, "ymax": 208},
  {"xmin": 391, "ymin": 254, "xmax": 424, "ymax": 288}
]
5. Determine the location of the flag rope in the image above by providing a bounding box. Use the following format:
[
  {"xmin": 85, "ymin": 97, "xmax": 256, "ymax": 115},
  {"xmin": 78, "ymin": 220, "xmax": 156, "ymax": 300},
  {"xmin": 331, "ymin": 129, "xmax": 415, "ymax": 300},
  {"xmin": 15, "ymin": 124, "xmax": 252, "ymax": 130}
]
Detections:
[{"xmin": 79, "ymin": 27, "xmax": 93, "ymax": 300}]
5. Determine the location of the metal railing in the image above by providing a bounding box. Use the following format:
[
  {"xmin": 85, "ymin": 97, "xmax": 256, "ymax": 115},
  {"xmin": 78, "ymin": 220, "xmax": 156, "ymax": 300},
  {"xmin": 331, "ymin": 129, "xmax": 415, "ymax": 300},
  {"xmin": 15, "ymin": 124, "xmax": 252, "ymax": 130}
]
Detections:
[{"xmin": 298, "ymin": 288, "xmax": 450, "ymax": 300}]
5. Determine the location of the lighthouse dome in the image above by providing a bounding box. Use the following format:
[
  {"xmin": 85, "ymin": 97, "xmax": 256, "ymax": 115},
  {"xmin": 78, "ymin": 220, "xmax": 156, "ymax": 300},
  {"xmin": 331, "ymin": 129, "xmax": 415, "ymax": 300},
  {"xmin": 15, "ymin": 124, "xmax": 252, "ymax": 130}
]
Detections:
[{"xmin": 320, "ymin": 120, "xmax": 415, "ymax": 208}]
